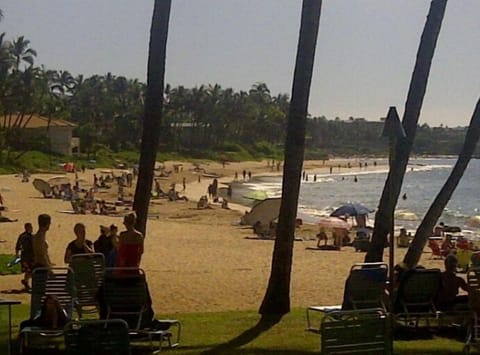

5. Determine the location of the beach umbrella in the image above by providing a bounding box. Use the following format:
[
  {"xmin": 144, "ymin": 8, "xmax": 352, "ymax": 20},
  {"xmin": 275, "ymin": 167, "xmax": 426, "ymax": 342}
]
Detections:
[
  {"xmin": 243, "ymin": 190, "xmax": 269, "ymax": 201},
  {"xmin": 33, "ymin": 178, "xmax": 52, "ymax": 196},
  {"xmin": 317, "ymin": 217, "xmax": 351, "ymax": 230},
  {"xmin": 467, "ymin": 216, "xmax": 480, "ymax": 228},
  {"xmin": 330, "ymin": 203, "xmax": 374, "ymax": 217},
  {"xmin": 244, "ymin": 198, "xmax": 281, "ymax": 226}
]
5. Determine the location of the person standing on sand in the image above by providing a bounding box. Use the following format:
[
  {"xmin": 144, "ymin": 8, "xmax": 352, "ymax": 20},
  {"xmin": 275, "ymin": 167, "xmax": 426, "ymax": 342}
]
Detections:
[
  {"xmin": 32, "ymin": 214, "xmax": 53, "ymax": 269},
  {"xmin": 182, "ymin": 177, "xmax": 186, "ymax": 191},
  {"xmin": 15, "ymin": 223, "xmax": 34, "ymax": 289},
  {"xmin": 242, "ymin": 170, "xmax": 246, "ymax": 180},
  {"xmin": 115, "ymin": 212, "xmax": 144, "ymax": 269},
  {"xmin": 64, "ymin": 223, "xmax": 94, "ymax": 264}
]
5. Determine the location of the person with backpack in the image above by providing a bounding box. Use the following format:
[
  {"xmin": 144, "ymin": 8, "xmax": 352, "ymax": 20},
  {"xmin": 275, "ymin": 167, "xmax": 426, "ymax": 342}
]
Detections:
[{"xmin": 15, "ymin": 223, "xmax": 34, "ymax": 290}]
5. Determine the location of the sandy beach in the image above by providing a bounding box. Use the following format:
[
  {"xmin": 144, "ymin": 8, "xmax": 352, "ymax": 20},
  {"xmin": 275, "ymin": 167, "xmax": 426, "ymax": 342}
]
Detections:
[{"xmin": 0, "ymin": 159, "xmax": 441, "ymax": 314}]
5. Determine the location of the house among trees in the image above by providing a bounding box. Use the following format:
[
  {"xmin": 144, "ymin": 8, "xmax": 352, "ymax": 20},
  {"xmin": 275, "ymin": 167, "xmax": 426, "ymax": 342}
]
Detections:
[{"xmin": 0, "ymin": 114, "xmax": 80, "ymax": 155}]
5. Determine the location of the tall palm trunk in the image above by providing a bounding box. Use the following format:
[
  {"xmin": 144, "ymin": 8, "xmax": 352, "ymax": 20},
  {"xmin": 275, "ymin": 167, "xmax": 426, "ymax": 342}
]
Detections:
[
  {"xmin": 133, "ymin": 0, "xmax": 171, "ymax": 235},
  {"xmin": 365, "ymin": 0, "xmax": 448, "ymax": 262},
  {"xmin": 259, "ymin": 0, "xmax": 322, "ymax": 317},
  {"xmin": 404, "ymin": 99, "xmax": 480, "ymax": 268}
]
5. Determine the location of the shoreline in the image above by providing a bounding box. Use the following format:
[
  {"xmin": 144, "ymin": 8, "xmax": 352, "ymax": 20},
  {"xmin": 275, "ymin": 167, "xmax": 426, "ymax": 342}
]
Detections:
[
  {"xmin": 181, "ymin": 158, "xmax": 391, "ymax": 215},
  {"xmin": 0, "ymin": 157, "xmax": 456, "ymax": 313}
]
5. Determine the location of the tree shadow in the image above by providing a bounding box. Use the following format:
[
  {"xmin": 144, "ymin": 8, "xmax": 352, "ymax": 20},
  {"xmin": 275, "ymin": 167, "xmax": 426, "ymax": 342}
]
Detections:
[{"xmin": 201, "ymin": 314, "xmax": 283, "ymax": 354}]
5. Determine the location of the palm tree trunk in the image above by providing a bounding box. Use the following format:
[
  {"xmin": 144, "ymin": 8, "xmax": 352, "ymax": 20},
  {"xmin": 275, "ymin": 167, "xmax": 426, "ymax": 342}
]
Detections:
[
  {"xmin": 133, "ymin": 0, "xmax": 171, "ymax": 235},
  {"xmin": 365, "ymin": 0, "xmax": 448, "ymax": 262},
  {"xmin": 404, "ymin": 99, "xmax": 480, "ymax": 268},
  {"xmin": 259, "ymin": 0, "xmax": 322, "ymax": 317}
]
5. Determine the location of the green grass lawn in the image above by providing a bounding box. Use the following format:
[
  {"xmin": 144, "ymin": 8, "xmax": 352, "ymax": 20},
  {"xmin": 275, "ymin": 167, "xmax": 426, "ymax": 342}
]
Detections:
[{"xmin": 0, "ymin": 306, "xmax": 473, "ymax": 354}]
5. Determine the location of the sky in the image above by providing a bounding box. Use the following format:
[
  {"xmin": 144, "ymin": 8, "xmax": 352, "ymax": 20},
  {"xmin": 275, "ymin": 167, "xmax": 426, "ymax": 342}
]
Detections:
[{"xmin": 2, "ymin": 0, "xmax": 480, "ymax": 127}]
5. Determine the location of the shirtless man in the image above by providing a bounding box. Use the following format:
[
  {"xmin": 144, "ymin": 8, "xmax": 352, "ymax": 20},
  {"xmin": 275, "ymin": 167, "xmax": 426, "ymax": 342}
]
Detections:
[{"xmin": 32, "ymin": 214, "xmax": 53, "ymax": 269}]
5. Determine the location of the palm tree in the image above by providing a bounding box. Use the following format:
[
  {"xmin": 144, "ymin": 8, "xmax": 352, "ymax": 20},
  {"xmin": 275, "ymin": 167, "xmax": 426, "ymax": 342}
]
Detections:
[
  {"xmin": 133, "ymin": 0, "xmax": 172, "ymax": 235},
  {"xmin": 11, "ymin": 36, "xmax": 37, "ymax": 69},
  {"xmin": 365, "ymin": 0, "xmax": 448, "ymax": 262},
  {"xmin": 259, "ymin": 0, "xmax": 323, "ymax": 317},
  {"xmin": 404, "ymin": 98, "xmax": 480, "ymax": 268},
  {"xmin": 0, "ymin": 33, "xmax": 12, "ymax": 77}
]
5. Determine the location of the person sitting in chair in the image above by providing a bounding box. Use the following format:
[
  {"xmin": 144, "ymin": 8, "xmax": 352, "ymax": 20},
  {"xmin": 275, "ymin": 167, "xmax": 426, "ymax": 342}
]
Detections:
[
  {"xmin": 441, "ymin": 235, "xmax": 455, "ymax": 257},
  {"xmin": 436, "ymin": 254, "xmax": 469, "ymax": 311}
]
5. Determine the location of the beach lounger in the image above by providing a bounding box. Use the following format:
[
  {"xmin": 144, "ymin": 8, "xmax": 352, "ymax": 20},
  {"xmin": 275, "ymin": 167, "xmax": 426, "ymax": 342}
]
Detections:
[
  {"xmin": 64, "ymin": 319, "xmax": 131, "ymax": 355},
  {"xmin": 320, "ymin": 308, "xmax": 392, "ymax": 354},
  {"xmin": 103, "ymin": 267, "xmax": 181, "ymax": 353},
  {"xmin": 464, "ymin": 268, "xmax": 480, "ymax": 354},
  {"xmin": 307, "ymin": 262, "xmax": 388, "ymax": 332},
  {"xmin": 457, "ymin": 248, "xmax": 473, "ymax": 272},
  {"xmin": 394, "ymin": 268, "xmax": 441, "ymax": 327},
  {"xmin": 70, "ymin": 253, "xmax": 105, "ymax": 318},
  {"xmin": 342, "ymin": 262, "xmax": 388, "ymax": 311},
  {"xmin": 19, "ymin": 267, "xmax": 76, "ymax": 354}
]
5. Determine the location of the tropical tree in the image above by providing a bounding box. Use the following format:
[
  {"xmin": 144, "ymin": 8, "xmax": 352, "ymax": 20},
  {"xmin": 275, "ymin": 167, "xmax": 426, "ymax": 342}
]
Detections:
[
  {"xmin": 404, "ymin": 98, "xmax": 480, "ymax": 268},
  {"xmin": 259, "ymin": 0, "xmax": 323, "ymax": 317},
  {"xmin": 133, "ymin": 0, "xmax": 171, "ymax": 235},
  {"xmin": 365, "ymin": 0, "xmax": 448, "ymax": 262},
  {"xmin": 11, "ymin": 36, "xmax": 37, "ymax": 70}
]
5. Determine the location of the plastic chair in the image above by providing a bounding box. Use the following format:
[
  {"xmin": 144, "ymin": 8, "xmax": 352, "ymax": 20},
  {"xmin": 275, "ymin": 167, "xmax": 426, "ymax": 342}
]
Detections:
[
  {"xmin": 103, "ymin": 267, "xmax": 181, "ymax": 353},
  {"xmin": 19, "ymin": 267, "xmax": 76, "ymax": 354},
  {"xmin": 70, "ymin": 253, "xmax": 105, "ymax": 318}
]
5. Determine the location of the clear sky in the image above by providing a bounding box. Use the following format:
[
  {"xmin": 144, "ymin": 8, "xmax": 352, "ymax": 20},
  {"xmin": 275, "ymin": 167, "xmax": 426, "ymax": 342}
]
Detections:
[{"xmin": 2, "ymin": 1, "xmax": 480, "ymax": 127}]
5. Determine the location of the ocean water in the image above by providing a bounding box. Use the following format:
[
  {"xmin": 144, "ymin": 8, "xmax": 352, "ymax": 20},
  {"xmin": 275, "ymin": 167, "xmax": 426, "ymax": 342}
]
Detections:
[{"xmin": 232, "ymin": 158, "xmax": 480, "ymax": 233}]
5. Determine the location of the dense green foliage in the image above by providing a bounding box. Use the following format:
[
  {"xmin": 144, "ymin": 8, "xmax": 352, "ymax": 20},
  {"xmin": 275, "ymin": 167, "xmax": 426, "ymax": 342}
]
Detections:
[{"xmin": 0, "ymin": 31, "xmax": 476, "ymax": 166}]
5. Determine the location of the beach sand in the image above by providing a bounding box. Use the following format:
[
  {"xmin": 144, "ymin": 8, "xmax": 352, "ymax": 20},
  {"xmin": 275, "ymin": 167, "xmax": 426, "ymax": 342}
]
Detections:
[{"xmin": 0, "ymin": 159, "xmax": 441, "ymax": 314}]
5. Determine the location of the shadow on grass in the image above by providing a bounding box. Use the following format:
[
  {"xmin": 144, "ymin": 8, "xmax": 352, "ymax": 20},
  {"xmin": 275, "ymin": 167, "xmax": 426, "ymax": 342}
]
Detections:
[{"xmin": 201, "ymin": 314, "xmax": 301, "ymax": 354}]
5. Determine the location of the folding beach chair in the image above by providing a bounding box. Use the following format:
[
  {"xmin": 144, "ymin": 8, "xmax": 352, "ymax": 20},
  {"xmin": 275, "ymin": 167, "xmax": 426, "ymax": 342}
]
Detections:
[
  {"xmin": 464, "ymin": 268, "xmax": 480, "ymax": 354},
  {"xmin": 103, "ymin": 267, "xmax": 181, "ymax": 353},
  {"xmin": 64, "ymin": 319, "xmax": 130, "ymax": 355},
  {"xmin": 343, "ymin": 262, "xmax": 388, "ymax": 310},
  {"xmin": 321, "ymin": 308, "xmax": 392, "ymax": 354},
  {"xmin": 19, "ymin": 267, "xmax": 76, "ymax": 354},
  {"xmin": 70, "ymin": 253, "xmax": 105, "ymax": 318},
  {"xmin": 306, "ymin": 262, "xmax": 387, "ymax": 332},
  {"xmin": 457, "ymin": 248, "xmax": 473, "ymax": 273},
  {"xmin": 394, "ymin": 268, "xmax": 441, "ymax": 327}
]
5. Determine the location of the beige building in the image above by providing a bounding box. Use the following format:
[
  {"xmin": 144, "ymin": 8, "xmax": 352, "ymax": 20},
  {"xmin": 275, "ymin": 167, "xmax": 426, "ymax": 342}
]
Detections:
[{"xmin": 0, "ymin": 114, "xmax": 79, "ymax": 155}]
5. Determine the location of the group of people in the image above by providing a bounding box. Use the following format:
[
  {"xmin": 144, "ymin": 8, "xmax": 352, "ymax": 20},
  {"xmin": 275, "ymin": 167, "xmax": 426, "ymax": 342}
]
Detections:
[
  {"xmin": 14, "ymin": 212, "xmax": 144, "ymax": 290},
  {"xmin": 316, "ymin": 227, "xmax": 351, "ymax": 250},
  {"xmin": 15, "ymin": 212, "xmax": 165, "ymax": 331}
]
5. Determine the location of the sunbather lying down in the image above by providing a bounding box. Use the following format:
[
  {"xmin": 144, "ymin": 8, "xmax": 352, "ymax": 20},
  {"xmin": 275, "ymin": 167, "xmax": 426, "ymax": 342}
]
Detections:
[{"xmin": 0, "ymin": 212, "xmax": 17, "ymax": 222}]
